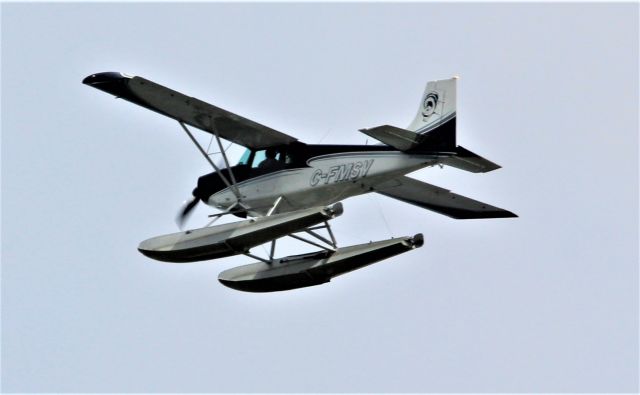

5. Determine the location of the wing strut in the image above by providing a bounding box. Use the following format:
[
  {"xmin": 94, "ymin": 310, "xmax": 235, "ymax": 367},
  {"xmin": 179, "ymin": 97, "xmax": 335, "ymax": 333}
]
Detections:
[
  {"xmin": 178, "ymin": 121, "xmax": 241, "ymax": 200},
  {"xmin": 211, "ymin": 127, "xmax": 239, "ymax": 188}
]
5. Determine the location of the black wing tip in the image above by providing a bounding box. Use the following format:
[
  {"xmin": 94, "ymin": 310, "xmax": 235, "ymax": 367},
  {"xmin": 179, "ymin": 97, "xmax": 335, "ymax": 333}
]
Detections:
[
  {"xmin": 456, "ymin": 210, "xmax": 518, "ymax": 219},
  {"xmin": 494, "ymin": 210, "xmax": 518, "ymax": 218},
  {"xmin": 82, "ymin": 71, "xmax": 132, "ymax": 86}
]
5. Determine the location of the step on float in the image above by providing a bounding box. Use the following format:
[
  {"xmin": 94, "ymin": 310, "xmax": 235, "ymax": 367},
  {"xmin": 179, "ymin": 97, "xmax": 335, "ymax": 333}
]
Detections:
[
  {"xmin": 138, "ymin": 203, "xmax": 343, "ymax": 263},
  {"xmin": 218, "ymin": 234, "xmax": 424, "ymax": 292}
]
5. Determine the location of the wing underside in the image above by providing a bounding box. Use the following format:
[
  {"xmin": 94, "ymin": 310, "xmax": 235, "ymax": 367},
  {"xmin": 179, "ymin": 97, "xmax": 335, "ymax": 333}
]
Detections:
[
  {"xmin": 374, "ymin": 176, "xmax": 517, "ymax": 219},
  {"xmin": 83, "ymin": 72, "xmax": 297, "ymax": 150}
]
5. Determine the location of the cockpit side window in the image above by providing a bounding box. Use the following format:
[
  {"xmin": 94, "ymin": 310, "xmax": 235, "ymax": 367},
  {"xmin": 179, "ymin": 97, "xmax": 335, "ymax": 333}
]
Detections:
[
  {"xmin": 252, "ymin": 148, "xmax": 284, "ymax": 171},
  {"xmin": 252, "ymin": 150, "xmax": 266, "ymax": 168}
]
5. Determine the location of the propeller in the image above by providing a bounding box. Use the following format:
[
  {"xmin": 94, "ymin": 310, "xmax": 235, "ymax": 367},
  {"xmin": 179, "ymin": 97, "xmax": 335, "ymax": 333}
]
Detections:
[
  {"xmin": 174, "ymin": 168, "xmax": 244, "ymax": 229},
  {"xmin": 176, "ymin": 194, "xmax": 199, "ymax": 230}
]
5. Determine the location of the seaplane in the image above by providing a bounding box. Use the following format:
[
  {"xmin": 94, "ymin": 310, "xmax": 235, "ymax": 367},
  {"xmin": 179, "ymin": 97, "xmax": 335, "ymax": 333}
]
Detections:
[{"xmin": 83, "ymin": 72, "xmax": 516, "ymax": 292}]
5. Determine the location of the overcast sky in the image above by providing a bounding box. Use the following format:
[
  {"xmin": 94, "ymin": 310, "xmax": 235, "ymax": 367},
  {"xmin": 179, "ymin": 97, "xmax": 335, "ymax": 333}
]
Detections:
[{"xmin": 2, "ymin": 2, "xmax": 638, "ymax": 393}]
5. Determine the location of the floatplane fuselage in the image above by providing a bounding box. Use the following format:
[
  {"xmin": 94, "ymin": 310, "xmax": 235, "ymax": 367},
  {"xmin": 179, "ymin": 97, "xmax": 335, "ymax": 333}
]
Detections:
[
  {"xmin": 198, "ymin": 144, "xmax": 442, "ymax": 217},
  {"xmin": 83, "ymin": 72, "xmax": 516, "ymax": 292}
]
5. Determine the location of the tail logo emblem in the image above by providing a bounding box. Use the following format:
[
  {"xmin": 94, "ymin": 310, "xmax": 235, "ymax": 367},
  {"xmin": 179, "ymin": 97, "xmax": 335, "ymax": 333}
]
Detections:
[{"xmin": 422, "ymin": 92, "xmax": 438, "ymax": 119}]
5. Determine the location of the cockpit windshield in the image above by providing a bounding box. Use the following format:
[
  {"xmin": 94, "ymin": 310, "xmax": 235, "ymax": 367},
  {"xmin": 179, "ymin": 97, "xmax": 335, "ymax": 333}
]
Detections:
[
  {"xmin": 207, "ymin": 144, "xmax": 247, "ymax": 170},
  {"xmin": 237, "ymin": 148, "xmax": 252, "ymax": 166}
]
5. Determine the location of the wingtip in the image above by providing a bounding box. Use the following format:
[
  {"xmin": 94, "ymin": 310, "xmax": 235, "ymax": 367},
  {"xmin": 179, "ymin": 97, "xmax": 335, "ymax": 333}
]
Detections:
[
  {"xmin": 456, "ymin": 210, "xmax": 519, "ymax": 219},
  {"xmin": 501, "ymin": 211, "xmax": 518, "ymax": 218},
  {"xmin": 82, "ymin": 71, "xmax": 133, "ymax": 86}
]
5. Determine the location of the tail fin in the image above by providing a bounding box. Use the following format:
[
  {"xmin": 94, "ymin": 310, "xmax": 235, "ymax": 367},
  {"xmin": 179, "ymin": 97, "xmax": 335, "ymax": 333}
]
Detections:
[
  {"xmin": 407, "ymin": 77, "xmax": 457, "ymax": 150},
  {"xmin": 359, "ymin": 77, "xmax": 502, "ymax": 173},
  {"xmin": 360, "ymin": 77, "xmax": 458, "ymax": 151}
]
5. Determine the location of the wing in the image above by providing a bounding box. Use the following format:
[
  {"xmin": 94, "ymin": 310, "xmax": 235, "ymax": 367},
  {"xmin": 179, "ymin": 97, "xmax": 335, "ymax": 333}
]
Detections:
[
  {"xmin": 374, "ymin": 176, "xmax": 517, "ymax": 219},
  {"xmin": 83, "ymin": 72, "xmax": 298, "ymax": 150}
]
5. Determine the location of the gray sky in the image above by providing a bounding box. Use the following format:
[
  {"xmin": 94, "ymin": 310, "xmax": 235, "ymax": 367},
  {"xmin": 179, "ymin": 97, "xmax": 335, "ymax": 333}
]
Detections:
[{"xmin": 2, "ymin": 2, "xmax": 638, "ymax": 393}]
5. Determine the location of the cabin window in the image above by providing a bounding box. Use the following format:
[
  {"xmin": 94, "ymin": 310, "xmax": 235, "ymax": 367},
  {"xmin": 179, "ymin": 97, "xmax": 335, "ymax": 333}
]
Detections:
[{"xmin": 252, "ymin": 148, "xmax": 284, "ymax": 171}]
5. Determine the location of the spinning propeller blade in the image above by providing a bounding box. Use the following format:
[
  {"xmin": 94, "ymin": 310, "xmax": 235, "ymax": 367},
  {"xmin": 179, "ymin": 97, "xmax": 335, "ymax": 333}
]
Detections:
[{"xmin": 176, "ymin": 195, "xmax": 199, "ymax": 230}]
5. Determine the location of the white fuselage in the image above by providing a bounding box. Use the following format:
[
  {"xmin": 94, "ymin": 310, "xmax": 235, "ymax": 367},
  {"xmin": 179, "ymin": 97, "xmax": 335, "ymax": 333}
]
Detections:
[{"xmin": 208, "ymin": 151, "xmax": 441, "ymax": 216}]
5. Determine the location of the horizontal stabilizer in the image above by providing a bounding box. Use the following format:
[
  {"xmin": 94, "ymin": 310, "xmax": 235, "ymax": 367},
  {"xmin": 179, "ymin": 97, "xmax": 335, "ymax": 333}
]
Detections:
[
  {"xmin": 374, "ymin": 176, "xmax": 517, "ymax": 219},
  {"xmin": 138, "ymin": 203, "xmax": 343, "ymax": 263},
  {"xmin": 358, "ymin": 122, "xmax": 457, "ymax": 153},
  {"xmin": 441, "ymin": 146, "xmax": 501, "ymax": 173},
  {"xmin": 359, "ymin": 125, "xmax": 422, "ymax": 151},
  {"xmin": 360, "ymin": 77, "xmax": 458, "ymax": 151}
]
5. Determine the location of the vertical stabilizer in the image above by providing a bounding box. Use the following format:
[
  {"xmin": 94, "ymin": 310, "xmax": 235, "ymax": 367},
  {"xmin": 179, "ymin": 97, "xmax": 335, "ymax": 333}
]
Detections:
[
  {"xmin": 406, "ymin": 77, "xmax": 457, "ymax": 150},
  {"xmin": 359, "ymin": 77, "xmax": 458, "ymax": 151},
  {"xmin": 407, "ymin": 77, "xmax": 457, "ymax": 133}
]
